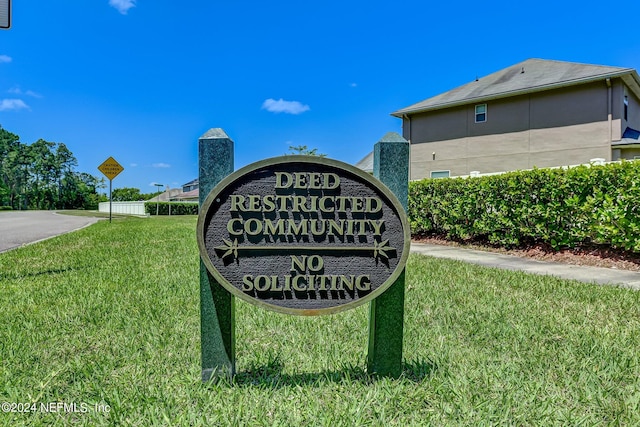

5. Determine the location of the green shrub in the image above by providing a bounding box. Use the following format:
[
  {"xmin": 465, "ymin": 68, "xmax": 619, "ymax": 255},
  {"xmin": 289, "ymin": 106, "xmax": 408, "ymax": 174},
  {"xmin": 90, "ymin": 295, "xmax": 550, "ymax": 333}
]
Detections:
[
  {"xmin": 0, "ymin": 206, "xmax": 13, "ymax": 211},
  {"xmin": 409, "ymin": 160, "xmax": 640, "ymax": 252},
  {"xmin": 144, "ymin": 202, "xmax": 198, "ymax": 216}
]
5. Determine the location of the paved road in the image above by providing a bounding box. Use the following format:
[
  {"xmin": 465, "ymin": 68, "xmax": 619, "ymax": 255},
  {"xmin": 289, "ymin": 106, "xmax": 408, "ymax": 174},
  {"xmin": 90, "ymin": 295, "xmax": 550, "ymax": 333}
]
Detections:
[{"xmin": 0, "ymin": 211, "xmax": 102, "ymax": 253}]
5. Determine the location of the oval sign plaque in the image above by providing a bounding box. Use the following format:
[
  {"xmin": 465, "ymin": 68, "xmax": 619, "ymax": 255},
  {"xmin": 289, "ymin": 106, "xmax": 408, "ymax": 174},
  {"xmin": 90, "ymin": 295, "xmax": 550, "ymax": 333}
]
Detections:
[{"xmin": 197, "ymin": 156, "xmax": 410, "ymax": 315}]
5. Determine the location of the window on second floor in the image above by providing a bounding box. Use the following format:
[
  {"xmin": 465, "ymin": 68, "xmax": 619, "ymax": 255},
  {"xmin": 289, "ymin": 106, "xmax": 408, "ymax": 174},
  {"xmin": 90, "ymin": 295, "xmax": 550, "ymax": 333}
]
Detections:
[
  {"xmin": 624, "ymin": 96, "xmax": 629, "ymax": 121},
  {"xmin": 475, "ymin": 104, "xmax": 487, "ymax": 123}
]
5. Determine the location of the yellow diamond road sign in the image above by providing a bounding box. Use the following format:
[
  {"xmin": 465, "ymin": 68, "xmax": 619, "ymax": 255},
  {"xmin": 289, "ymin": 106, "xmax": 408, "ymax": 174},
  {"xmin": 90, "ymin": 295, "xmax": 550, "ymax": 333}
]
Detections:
[{"xmin": 98, "ymin": 156, "xmax": 124, "ymax": 180}]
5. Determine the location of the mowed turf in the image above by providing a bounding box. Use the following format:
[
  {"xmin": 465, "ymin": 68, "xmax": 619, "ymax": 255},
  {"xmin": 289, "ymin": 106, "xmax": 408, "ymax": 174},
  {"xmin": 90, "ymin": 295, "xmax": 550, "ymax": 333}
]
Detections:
[{"xmin": 1, "ymin": 216, "xmax": 639, "ymax": 426}]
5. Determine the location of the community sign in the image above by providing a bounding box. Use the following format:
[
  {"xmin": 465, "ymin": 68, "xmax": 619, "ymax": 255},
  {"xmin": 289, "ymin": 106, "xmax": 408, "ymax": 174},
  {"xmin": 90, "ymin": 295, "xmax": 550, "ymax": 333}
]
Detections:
[{"xmin": 197, "ymin": 156, "xmax": 410, "ymax": 315}]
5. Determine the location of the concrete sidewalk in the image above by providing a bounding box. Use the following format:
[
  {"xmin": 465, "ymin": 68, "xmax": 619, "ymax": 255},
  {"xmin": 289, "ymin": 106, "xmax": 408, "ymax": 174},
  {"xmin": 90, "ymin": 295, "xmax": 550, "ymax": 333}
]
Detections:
[{"xmin": 411, "ymin": 243, "xmax": 640, "ymax": 290}]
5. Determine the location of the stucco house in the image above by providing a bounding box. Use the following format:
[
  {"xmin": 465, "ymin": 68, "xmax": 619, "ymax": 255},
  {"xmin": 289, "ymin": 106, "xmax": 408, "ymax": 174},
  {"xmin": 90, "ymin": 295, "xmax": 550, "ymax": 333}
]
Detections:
[
  {"xmin": 392, "ymin": 58, "xmax": 640, "ymax": 179},
  {"xmin": 173, "ymin": 179, "xmax": 199, "ymax": 202}
]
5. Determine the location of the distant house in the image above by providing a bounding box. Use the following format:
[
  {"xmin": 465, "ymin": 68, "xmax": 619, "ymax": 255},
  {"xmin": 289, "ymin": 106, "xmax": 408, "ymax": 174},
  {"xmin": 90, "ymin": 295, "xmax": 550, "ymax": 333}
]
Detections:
[
  {"xmin": 355, "ymin": 152, "xmax": 374, "ymax": 173},
  {"xmin": 181, "ymin": 179, "xmax": 199, "ymax": 192},
  {"xmin": 173, "ymin": 179, "xmax": 199, "ymax": 202},
  {"xmin": 391, "ymin": 59, "xmax": 640, "ymax": 179}
]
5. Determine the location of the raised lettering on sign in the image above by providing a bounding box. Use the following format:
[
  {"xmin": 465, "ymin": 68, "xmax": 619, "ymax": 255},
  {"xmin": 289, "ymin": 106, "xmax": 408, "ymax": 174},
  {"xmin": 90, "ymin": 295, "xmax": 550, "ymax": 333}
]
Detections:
[{"xmin": 197, "ymin": 157, "xmax": 410, "ymax": 315}]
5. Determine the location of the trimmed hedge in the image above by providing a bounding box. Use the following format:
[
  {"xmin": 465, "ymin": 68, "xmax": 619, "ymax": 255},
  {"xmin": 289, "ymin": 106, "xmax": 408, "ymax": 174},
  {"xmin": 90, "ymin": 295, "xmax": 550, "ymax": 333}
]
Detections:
[
  {"xmin": 409, "ymin": 161, "xmax": 640, "ymax": 252},
  {"xmin": 144, "ymin": 202, "xmax": 198, "ymax": 216},
  {"xmin": 0, "ymin": 206, "xmax": 13, "ymax": 211}
]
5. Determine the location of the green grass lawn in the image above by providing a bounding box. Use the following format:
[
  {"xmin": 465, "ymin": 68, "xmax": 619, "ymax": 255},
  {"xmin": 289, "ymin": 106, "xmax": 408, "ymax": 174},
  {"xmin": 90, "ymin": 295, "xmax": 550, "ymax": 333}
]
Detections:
[{"xmin": 1, "ymin": 216, "xmax": 639, "ymax": 426}]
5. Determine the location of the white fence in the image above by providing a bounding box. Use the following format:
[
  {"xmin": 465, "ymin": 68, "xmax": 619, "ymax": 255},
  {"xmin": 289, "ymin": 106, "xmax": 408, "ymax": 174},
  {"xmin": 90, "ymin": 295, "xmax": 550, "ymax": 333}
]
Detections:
[
  {"xmin": 98, "ymin": 201, "xmax": 146, "ymax": 216},
  {"xmin": 453, "ymin": 158, "xmax": 635, "ymax": 179}
]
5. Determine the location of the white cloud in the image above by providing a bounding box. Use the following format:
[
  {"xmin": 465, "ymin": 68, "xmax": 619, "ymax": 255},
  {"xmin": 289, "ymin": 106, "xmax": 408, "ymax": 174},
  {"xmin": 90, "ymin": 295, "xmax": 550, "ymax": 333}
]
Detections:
[
  {"xmin": 350, "ymin": 83, "xmax": 357, "ymax": 87},
  {"xmin": 130, "ymin": 163, "xmax": 138, "ymax": 167},
  {"xmin": 0, "ymin": 55, "xmax": 12, "ymax": 63},
  {"xmin": 152, "ymin": 163, "xmax": 171, "ymax": 168},
  {"xmin": 261, "ymin": 98, "xmax": 310, "ymax": 115},
  {"xmin": 109, "ymin": 0, "xmax": 136, "ymax": 15},
  {"xmin": 8, "ymin": 87, "xmax": 42, "ymax": 98},
  {"xmin": 25, "ymin": 90, "xmax": 43, "ymax": 98},
  {"xmin": 0, "ymin": 99, "xmax": 29, "ymax": 111}
]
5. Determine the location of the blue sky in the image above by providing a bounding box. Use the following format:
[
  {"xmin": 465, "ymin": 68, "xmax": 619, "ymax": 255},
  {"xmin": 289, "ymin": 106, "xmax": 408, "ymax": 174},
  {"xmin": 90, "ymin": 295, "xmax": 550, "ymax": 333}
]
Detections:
[{"xmin": 2, "ymin": 0, "xmax": 640, "ymax": 192}]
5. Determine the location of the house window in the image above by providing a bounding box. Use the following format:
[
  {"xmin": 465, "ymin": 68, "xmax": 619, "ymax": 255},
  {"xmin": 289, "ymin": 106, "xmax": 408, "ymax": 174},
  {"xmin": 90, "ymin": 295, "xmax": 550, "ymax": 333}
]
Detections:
[
  {"xmin": 624, "ymin": 96, "xmax": 628, "ymax": 121},
  {"xmin": 430, "ymin": 170, "xmax": 450, "ymax": 179},
  {"xmin": 475, "ymin": 104, "xmax": 487, "ymax": 123}
]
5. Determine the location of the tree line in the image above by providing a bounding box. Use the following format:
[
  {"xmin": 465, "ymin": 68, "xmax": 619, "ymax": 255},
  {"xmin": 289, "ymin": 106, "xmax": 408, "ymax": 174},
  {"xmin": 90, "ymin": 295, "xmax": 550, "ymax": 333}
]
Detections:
[
  {"xmin": 0, "ymin": 126, "xmax": 105, "ymax": 210},
  {"xmin": 110, "ymin": 187, "xmax": 162, "ymax": 202}
]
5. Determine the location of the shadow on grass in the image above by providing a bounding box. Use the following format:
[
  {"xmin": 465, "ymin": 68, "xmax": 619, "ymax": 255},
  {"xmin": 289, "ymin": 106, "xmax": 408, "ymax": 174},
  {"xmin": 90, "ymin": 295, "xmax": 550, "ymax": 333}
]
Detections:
[
  {"xmin": 0, "ymin": 266, "xmax": 81, "ymax": 280},
  {"xmin": 205, "ymin": 356, "xmax": 438, "ymax": 388}
]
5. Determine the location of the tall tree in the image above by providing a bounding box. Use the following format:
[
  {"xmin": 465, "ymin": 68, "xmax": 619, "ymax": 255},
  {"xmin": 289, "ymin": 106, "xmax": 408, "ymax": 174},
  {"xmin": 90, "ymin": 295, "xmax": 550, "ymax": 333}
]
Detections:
[
  {"xmin": 7, "ymin": 140, "xmax": 32, "ymax": 209},
  {"xmin": 286, "ymin": 145, "xmax": 327, "ymax": 157},
  {"xmin": 112, "ymin": 187, "xmax": 162, "ymax": 201},
  {"xmin": 29, "ymin": 139, "xmax": 58, "ymax": 209},
  {"xmin": 55, "ymin": 143, "xmax": 78, "ymax": 209},
  {"xmin": 0, "ymin": 127, "xmax": 22, "ymax": 207},
  {"xmin": 0, "ymin": 125, "xmax": 105, "ymax": 210}
]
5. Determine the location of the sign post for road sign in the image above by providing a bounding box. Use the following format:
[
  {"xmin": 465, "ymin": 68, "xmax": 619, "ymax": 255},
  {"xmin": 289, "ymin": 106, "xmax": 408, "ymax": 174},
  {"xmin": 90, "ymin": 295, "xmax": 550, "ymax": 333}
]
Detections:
[
  {"xmin": 98, "ymin": 156, "xmax": 124, "ymax": 223},
  {"xmin": 1, "ymin": 0, "xmax": 10, "ymax": 29}
]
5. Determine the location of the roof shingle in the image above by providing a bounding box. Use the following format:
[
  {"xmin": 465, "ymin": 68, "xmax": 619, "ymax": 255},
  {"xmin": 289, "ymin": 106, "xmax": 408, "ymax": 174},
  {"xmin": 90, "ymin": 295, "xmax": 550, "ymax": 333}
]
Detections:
[{"xmin": 392, "ymin": 59, "xmax": 636, "ymax": 116}]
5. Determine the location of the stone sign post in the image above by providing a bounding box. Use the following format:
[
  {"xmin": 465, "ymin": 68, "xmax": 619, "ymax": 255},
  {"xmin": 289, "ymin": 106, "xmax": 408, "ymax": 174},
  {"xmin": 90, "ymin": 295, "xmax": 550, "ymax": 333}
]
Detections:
[
  {"xmin": 198, "ymin": 129, "xmax": 235, "ymax": 381},
  {"xmin": 368, "ymin": 132, "xmax": 410, "ymax": 377},
  {"xmin": 198, "ymin": 129, "xmax": 409, "ymax": 380}
]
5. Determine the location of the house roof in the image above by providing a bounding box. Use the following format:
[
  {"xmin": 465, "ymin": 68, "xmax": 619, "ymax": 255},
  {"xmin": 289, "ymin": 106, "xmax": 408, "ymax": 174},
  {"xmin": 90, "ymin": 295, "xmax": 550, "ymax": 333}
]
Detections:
[
  {"xmin": 355, "ymin": 151, "xmax": 374, "ymax": 173},
  {"xmin": 182, "ymin": 178, "xmax": 199, "ymax": 187},
  {"xmin": 174, "ymin": 188, "xmax": 199, "ymax": 200},
  {"xmin": 392, "ymin": 59, "xmax": 640, "ymax": 117},
  {"xmin": 146, "ymin": 188, "xmax": 183, "ymax": 202}
]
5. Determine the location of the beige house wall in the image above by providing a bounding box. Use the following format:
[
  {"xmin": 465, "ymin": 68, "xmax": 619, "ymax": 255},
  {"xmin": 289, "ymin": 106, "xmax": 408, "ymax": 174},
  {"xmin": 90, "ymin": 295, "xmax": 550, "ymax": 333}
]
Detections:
[
  {"xmin": 411, "ymin": 122, "xmax": 611, "ymax": 179},
  {"xmin": 612, "ymin": 80, "xmax": 624, "ymax": 141},
  {"xmin": 406, "ymin": 81, "xmax": 620, "ymax": 180},
  {"xmin": 623, "ymin": 82, "xmax": 640, "ymax": 131}
]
